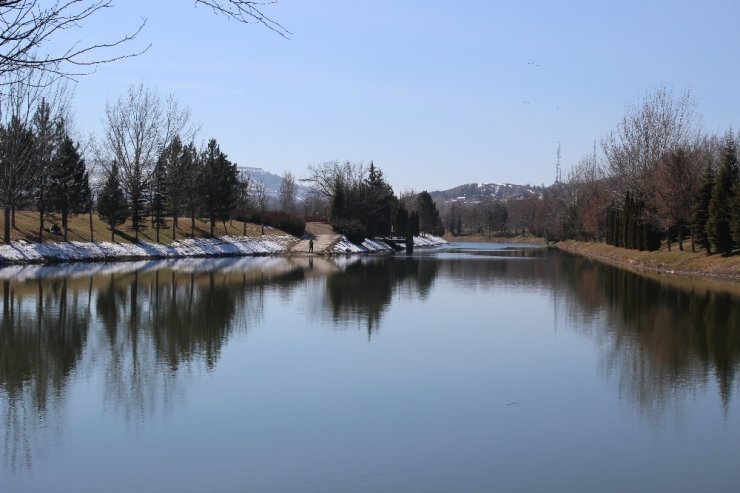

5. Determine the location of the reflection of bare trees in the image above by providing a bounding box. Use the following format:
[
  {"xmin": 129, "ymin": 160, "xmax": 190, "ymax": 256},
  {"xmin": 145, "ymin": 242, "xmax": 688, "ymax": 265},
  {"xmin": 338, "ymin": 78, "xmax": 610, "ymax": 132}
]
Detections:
[
  {"xmin": 558, "ymin": 253, "xmax": 740, "ymax": 414},
  {"xmin": 0, "ymin": 257, "xmax": 308, "ymax": 470},
  {"xmin": 0, "ymin": 277, "xmax": 89, "ymax": 472}
]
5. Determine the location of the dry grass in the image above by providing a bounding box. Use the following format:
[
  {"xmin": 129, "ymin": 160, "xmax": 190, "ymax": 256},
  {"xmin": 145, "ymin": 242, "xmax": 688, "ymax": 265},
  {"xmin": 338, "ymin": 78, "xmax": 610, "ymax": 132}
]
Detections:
[
  {"xmin": 0, "ymin": 210, "xmax": 277, "ymax": 245},
  {"xmin": 556, "ymin": 239, "xmax": 740, "ymax": 282},
  {"xmin": 443, "ymin": 232, "xmax": 547, "ymax": 245}
]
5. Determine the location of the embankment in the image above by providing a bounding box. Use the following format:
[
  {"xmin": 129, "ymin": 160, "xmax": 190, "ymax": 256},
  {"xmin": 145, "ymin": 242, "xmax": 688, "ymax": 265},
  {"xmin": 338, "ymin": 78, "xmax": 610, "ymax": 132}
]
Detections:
[{"xmin": 554, "ymin": 239, "xmax": 740, "ymax": 282}]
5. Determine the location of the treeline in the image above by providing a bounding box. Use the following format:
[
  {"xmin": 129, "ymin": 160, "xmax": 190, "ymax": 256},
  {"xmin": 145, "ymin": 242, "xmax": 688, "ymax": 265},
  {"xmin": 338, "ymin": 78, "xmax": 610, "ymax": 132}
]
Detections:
[
  {"xmin": 303, "ymin": 160, "xmax": 444, "ymax": 243},
  {"xmin": 436, "ymin": 88, "xmax": 740, "ymax": 255},
  {"xmin": 0, "ymin": 83, "xmax": 305, "ymax": 244},
  {"xmin": 557, "ymin": 87, "xmax": 740, "ymax": 254}
]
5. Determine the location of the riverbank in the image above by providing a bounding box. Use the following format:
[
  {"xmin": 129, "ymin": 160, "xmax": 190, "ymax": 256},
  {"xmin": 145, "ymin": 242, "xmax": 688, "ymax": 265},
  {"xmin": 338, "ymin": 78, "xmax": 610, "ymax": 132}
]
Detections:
[
  {"xmin": 554, "ymin": 239, "xmax": 740, "ymax": 282},
  {"xmin": 0, "ymin": 232, "xmax": 447, "ymax": 265},
  {"xmin": 443, "ymin": 233, "xmax": 546, "ymax": 245}
]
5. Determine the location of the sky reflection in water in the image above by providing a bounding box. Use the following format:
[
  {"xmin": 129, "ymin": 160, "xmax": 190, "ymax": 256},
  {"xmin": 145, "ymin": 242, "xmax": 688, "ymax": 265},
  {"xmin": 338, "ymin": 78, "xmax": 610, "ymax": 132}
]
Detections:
[{"xmin": 1, "ymin": 246, "xmax": 739, "ymax": 493}]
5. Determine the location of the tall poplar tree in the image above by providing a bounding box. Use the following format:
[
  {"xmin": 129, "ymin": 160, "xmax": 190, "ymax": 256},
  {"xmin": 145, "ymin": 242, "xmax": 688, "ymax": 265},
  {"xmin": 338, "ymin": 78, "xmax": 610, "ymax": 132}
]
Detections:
[
  {"xmin": 708, "ymin": 134, "xmax": 738, "ymax": 255},
  {"xmin": 690, "ymin": 164, "xmax": 715, "ymax": 255}
]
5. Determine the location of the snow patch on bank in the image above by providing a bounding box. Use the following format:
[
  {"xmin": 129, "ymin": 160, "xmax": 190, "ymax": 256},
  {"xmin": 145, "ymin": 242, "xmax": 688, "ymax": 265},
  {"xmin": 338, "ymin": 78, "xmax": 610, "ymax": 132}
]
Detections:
[
  {"xmin": 0, "ymin": 235, "xmax": 295, "ymax": 265},
  {"xmin": 329, "ymin": 234, "xmax": 447, "ymax": 254}
]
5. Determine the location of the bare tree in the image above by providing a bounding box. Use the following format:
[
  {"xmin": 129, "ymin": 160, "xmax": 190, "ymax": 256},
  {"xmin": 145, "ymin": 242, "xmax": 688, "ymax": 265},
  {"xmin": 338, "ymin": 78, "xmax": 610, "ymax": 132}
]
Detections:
[
  {"xmin": 236, "ymin": 170, "xmax": 251, "ymax": 235},
  {"xmin": 101, "ymin": 83, "xmax": 194, "ymax": 241},
  {"xmin": 601, "ymin": 87, "xmax": 699, "ymax": 197},
  {"xmin": 253, "ymin": 180, "xmax": 266, "ymax": 235},
  {"xmin": 0, "ymin": 70, "xmax": 70, "ymax": 242},
  {"xmin": 302, "ymin": 160, "xmax": 367, "ymax": 199},
  {"xmin": 278, "ymin": 170, "xmax": 295, "ymax": 213},
  {"xmin": 0, "ymin": 0, "xmax": 289, "ymax": 82},
  {"xmin": 0, "ymin": 1, "xmax": 147, "ymax": 81}
]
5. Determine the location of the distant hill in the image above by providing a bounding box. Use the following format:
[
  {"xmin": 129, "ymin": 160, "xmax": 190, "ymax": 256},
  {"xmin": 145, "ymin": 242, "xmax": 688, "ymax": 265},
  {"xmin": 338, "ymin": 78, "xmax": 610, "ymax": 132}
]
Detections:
[
  {"xmin": 238, "ymin": 167, "xmax": 311, "ymax": 200},
  {"xmin": 430, "ymin": 182, "xmax": 544, "ymax": 204}
]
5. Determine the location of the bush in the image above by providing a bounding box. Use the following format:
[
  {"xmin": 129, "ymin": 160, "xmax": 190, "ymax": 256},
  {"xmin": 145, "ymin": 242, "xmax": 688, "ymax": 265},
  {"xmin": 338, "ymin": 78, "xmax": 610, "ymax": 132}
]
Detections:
[
  {"xmin": 234, "ymin": 210, "xmax": 306, "ymax": 237},
  {"xmin": 331, "ymin": 219, "xmax": 366, "ymax": 244},
  {"xmin": 264, "ymin": 211, "xmax": 306, "ymax": 237}
]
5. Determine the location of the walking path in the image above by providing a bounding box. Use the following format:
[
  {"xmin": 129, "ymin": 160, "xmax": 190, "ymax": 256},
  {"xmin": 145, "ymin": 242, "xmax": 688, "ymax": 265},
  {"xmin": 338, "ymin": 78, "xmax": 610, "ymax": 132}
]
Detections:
[{"xmin": 290, "ymin": 222, "xmax": 341, "ymax": 255}]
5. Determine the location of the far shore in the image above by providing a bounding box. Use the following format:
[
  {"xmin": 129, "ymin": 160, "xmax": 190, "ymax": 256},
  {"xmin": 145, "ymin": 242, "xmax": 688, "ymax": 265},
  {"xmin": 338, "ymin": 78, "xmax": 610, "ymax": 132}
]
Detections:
[{"xmin": 443, "ymin": 233, "xmax": 547, "ymax": 245}]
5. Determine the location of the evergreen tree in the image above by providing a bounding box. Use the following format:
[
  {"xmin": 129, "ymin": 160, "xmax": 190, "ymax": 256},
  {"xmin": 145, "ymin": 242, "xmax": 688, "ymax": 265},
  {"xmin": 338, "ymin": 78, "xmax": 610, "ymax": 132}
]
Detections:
[
  {"xmin": 732, "ymin": 180, "xmax": 740, "ymax": 247},
  {"xmin": 200, "ymin": 139, "xmax": 238, "ymax": 237},
  {"xmin": 690, "ymin": 164, "xmax": 715, "ymax": 255},
  {"xmin": 127, "ymin": 163, "xmax": 148, "ymax": 241},
  {"xmin": 51, "ymin": 135, "xmax": 90, "ymax": 241},
  {"xmin": 394, "ymin": 205, "xmax": 409, "ymax": 237},
  {"xmin": 708, "ymin": 134, "xmax": 738, "ymax": 255},
  {"xmin": 97, "ymin": 163, "xmax": 128, "ymax": 241},
  {"xmin": 329, "ymin": 178, "xmax": 346, "ymax": 222},
  {"xmin": 150, "ymin": 154, "xmax": 168, "ymax": 243},
  {"xmin": 416, "ymin": 191, "xmax": 444, "ymax": 235},
  {"xmin": 361, "ymin": 162, "xmax": 396, "ymax": 237},
  {"xmin": 31, "ymin": 99, "xmax": 61, "ymax": 242}
]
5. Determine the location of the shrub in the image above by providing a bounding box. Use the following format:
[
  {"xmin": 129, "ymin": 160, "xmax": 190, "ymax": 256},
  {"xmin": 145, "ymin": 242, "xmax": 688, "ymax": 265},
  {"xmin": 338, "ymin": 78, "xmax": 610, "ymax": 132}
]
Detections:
[
  {"xmin": 331, "ymin": 219, "xmax": 366, "ymax": 244},
  {"xmin": 234, "ymin": 210, "xmax": 305, "ymax": 237}
]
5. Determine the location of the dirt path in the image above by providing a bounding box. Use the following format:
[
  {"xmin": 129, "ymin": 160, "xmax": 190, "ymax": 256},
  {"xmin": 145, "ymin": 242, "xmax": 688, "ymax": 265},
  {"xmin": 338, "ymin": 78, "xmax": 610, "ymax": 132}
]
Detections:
[{"xmin": 290, "ymin": 222, "xmax": 341, "ymax": 255}]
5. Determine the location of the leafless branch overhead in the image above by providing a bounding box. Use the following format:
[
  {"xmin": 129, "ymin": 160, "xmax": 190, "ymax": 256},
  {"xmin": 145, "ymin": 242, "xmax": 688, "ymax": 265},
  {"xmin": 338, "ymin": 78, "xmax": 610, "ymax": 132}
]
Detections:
[{"xmin": 194, "ymin": 0, "xmax": 291, "ymax": 38}]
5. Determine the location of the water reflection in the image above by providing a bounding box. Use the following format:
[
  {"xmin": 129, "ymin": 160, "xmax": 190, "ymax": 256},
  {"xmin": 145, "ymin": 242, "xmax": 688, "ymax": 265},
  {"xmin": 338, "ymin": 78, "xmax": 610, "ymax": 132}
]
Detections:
[
  {"xmin": 557, "ymin": 253, "xmax": 740, "ymax": 414},
  {"xmin": 0, "ymin": 248, "xmax": 739, "ymax": 482}
]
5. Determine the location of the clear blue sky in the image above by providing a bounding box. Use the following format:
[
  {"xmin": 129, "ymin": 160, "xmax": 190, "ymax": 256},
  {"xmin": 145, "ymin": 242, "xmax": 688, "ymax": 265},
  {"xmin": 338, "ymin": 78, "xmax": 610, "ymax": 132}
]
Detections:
[{"xmin": 67, "ymin": 0, "xmax": 739, "ymax": 191}]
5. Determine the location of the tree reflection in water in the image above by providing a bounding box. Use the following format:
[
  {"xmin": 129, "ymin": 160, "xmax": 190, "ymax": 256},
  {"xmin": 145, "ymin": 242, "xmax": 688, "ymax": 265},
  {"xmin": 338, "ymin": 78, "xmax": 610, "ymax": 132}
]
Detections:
[
  {"xmin": 557, "ymin": 252, "xmax": 740, "ymax": 415},
  {"xmin": 325, "ymin": 257, "xmax": 439, "ymax": 337},
  {"xmin": 0, "ymin": 250, "xmax": 738, "ymax": 476}
]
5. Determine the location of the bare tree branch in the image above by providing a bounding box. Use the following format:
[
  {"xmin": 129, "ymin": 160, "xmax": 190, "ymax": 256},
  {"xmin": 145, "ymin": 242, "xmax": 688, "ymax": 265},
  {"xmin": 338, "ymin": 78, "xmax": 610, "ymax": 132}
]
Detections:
[
  {"xmin": 194, "ymin": 0, "xmax": 290, "ymax": 38},
  {"xmin": 0, "ymin": 1, "xmax": 149, "ymax": 81}
]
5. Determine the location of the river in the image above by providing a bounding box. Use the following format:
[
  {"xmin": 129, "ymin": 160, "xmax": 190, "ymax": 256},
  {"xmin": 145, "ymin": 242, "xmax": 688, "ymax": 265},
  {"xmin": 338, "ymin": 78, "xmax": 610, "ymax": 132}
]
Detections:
[{"xmin": 1, "ymin": 243, "xmax": 739, "ymax": 492}]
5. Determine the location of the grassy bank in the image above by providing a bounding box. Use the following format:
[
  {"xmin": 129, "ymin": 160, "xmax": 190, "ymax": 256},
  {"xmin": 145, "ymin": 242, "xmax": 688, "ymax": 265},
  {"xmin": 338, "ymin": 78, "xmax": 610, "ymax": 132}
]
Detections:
[
  {"xmin": 555, "ymin": 239, "xmax": 740, "ymax": 282},
  {"xmin": 1, "ymin": 210, "xmax": 275, "ymax": 244},
  {"xmin": 443, "ymin": 232, "xmax": 546, "ymax": 245}
]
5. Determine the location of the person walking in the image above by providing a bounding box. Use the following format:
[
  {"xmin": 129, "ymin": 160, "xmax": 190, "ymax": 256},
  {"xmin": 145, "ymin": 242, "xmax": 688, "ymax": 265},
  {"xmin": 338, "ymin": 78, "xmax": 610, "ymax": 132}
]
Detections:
[{"xmin": 308, "ymin": 238, "xmax": 314, "ymax": 253}]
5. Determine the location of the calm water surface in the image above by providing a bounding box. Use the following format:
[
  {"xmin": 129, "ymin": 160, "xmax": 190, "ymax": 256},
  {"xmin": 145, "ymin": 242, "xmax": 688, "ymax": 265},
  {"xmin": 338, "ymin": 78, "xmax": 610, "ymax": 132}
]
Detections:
[{"xmin": 1, "ymin": 243, "xmax": 739, "ymax": 492}]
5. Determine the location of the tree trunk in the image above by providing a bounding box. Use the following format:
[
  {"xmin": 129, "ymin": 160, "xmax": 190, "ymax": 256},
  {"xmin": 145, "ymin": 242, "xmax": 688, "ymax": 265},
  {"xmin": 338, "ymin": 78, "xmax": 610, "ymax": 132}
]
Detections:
[
  {"xmin": 38, "ymin": 204, "xmax": 45, "ymax": 243},
  {"xmin": 111, "ymin": 225, "xmax": 115, "ymax": 242},
  {"xmin": 243, "ymin": 218, "xmax": 247, "ymax": 236},
  {"xmin": 89, "ymin": 206, "xmax": 94, "ymax": 242},
  {"xmin": 172, "ymin": 213, "xmax": 177, "ymax": 241},
  {"xmin": 3, "ymin": 207, "xmax": 10, "ymax": 243},
  {"xmin": 62, "ymin": 206, "xmax": 69, "ymax": 241},
  {"xmin": 666, "ymin": 227, "xmax": 671, "ymax": 251},
  {"xmin": 210, "ymin": 213, "xmax": 214, "ymax": 237},
  {"xmin": 690, "ymin": 228, "xmax": 696, "ymax": 253},
  {"xmin": 678, "ymin": 225, "xmax": 684, "ymax": 251},
  {"xmin": 191, "ymin": 210, "xmax": 195, "ymax": 237},
  {"xmin": 11, "ymin": 206, "xmax": 15, "ymax": 227}
]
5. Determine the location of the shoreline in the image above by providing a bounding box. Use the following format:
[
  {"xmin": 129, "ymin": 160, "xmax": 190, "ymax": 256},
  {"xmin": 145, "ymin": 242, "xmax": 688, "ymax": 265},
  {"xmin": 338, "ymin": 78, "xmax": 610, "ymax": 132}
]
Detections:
[
  {"xmin": 0, "ymin": 233, "xmax": 447, "ymax": 267},
  {"xmin": 553, "ymin": 239, "xmax": 740, "ymax": 283}
]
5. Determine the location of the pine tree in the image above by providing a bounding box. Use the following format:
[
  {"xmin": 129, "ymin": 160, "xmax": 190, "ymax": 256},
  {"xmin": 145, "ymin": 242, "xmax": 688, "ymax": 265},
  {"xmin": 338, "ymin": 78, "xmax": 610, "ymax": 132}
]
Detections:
[
  {"xmin": 31, "ymin": 99, "xmax": 61, "ymax": 243},
  {"xmin": 150, "ymin": 154, "xmax": 168, "ymax": 243},
  {"xmin": 200, "ymin": 139, "xmax": 237, "ymax": 237},
  {"xmin": 708, "ymin": 133, "xmax": 738, "ymax": 255},
  {"xmin": 97, "ymin": 163, "xmax": 129, "ymax": 241},
  {"xmin": 51, "ymin": 135, "xmax": 90, "ymax": 241},
  {"xmin": 690, "ymin": 164, "xmax": 715, "ymax": 255},
  {"xmin": 416, "ymin": 191, "xmax": 442, "ymax": 234},
  {"xmin": 732, "ymin": 180, "xmax": 740, "ymax": 247}
]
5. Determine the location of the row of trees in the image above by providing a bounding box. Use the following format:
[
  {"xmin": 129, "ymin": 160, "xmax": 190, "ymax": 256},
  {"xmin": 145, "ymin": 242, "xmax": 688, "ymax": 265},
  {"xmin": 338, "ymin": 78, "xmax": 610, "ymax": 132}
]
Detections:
[
  {"xmin": 0, "ymin": 82, "xmax": 91, "ymax": 243},
  {"xmin": 304, "ymin": 160, "xmax": 444, "ymax": 243},
  {"xmin": 555, "ymin": 87, "xmax": 740, "ymax": 254}
]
